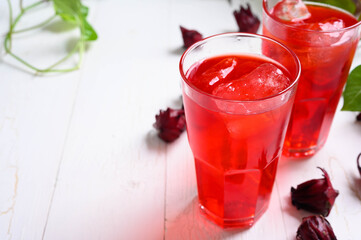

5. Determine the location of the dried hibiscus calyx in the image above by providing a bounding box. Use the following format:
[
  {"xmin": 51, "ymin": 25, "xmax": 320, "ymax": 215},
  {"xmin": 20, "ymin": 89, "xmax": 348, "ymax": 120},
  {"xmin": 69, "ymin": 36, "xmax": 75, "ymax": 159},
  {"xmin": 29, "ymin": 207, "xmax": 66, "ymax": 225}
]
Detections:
[
  {"xmin": 291, "ymin": 167, "xmax": 339, "ymax": 217},
  {"xmin": 233, "ymin": 3, "xmax": 260, "ymax": 33},
  {"xmin": 357, "ymin": 153, "xmax": 361, "ymax": 177},
  {"xmin": 356, "ymin": 112, "xmax": 361, "ymax": 121},
  {"xmin": 296, "ymin": 215, "xmax": 337, "ymax": 240},
  {"xmin": 180, "ymin": 26, "xmax": 203, "ymax": 48},
  {"xmin": 153, "ymin": 107, "xmax": 186, "ymax": 142}
]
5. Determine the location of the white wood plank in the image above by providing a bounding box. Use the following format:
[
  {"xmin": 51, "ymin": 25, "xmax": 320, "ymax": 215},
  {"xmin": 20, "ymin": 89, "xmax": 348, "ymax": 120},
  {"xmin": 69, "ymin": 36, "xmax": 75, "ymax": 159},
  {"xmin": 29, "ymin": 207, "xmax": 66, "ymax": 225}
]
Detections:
[
  {"xmin": 0, "ymin": 37, "xmax": 82, "ymax": 240},
  {"xmin": 42, "ymin": 0, "xmax": 171, "ymax": 239},
  {"xmin": 0, "ymin": 1, "xmax": 90, "ymax": 239}
]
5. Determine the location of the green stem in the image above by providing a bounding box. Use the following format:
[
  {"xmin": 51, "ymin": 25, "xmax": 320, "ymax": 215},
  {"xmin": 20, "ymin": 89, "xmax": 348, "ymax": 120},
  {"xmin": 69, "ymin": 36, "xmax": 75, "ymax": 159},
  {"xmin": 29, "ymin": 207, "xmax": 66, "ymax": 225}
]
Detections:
[
  {"xmin": 13, "ymin": 15, "xmax": 56, "ymax": 34},
  {"xmin": 4, "ymin": 29, "xmax": 12, "ymax": 54},
  {"xmin": 6, "ymin": 0, "xmax": 13, "ymax": 51},
  {"xmin": 5, "ymin": 0, "xmax": 45, "ymax": 51},
  {"xmin": 6, "ymin": 46, "xmax": 82, "ymax": 73},
  {"xmin": 23, "ymin": 1, "xmax": 46, "ymax": 12},
  {"xmin": 44, "ymin": 41, "xmax": 81, "ymax": 71},
  {"xmin": 7, "ymin": 51, "xmax": 42, "ymax": 72},
  {"xmin": 13, "ymin": 1, "xmax": 45, "ymax": 28},
  {"xmin": 4, "ymin": 0, "xmax": 86, "ymax": 74}
]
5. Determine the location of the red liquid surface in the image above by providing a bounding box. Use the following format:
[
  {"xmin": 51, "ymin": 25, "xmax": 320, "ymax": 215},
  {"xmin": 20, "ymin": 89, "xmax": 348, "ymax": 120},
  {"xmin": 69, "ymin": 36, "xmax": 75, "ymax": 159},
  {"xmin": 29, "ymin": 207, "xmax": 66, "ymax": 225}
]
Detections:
[
  {"xmin": 183, "ymin": 55, "xmax": 295, "ymax": 228},
  {"xmin": 263, "ymin": 3, "xmax": 359, "ymax": 158}
]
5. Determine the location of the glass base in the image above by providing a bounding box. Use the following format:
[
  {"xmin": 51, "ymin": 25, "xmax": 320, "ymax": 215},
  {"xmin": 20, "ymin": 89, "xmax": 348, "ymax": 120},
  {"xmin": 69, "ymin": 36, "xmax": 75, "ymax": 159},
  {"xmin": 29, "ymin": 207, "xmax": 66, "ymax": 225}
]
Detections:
[
  {"xmin": 199, "ymin": 202, "xmax": 268, "ymax": 229},
  {"xmin": 282, "ymin": 146, "xmax": 319, "ymax": 159},
  {"xmin": 282, "ymin": 138, "xmax": 328, "ymax": 159}
]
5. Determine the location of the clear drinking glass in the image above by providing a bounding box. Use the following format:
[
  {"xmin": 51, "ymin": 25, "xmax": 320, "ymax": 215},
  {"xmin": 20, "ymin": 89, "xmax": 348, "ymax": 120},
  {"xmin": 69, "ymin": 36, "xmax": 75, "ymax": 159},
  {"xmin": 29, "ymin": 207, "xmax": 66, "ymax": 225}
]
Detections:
[
  {"xmin": 263, "ymin": 0, "xmax": 361, "ymax": 158},
  {"xmin": 179, "ymin": 33, "xmax": 301, "ymax": 228}
]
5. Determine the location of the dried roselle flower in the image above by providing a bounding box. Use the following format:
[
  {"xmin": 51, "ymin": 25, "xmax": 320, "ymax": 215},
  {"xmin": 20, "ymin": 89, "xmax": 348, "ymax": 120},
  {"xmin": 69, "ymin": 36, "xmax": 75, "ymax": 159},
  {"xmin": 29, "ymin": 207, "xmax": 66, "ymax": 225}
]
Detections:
[
  {"xmin": 296, "ymin": 215, "xmax": 337, "ymax": 240},
  {"xmin": 180, "ymin": 26, "xmax": 203, "ymax": 48},
  {"xmin": 291, "ymin": 167, "xmax": 339, "ymax": 217},
  {"xmin": 357, "ymin": 153, "xmax": 361, "ymax": 177},
  {"xmin": 233, "ymin": 3, "xmax": 260, "ymax": 33},
  {"xmin": 153, "ymin": 107, "xmax": 186, "ymax": 143},
  {"xmin": 356, "ymin": 112, "xmax": 361, "ymax": 121}
]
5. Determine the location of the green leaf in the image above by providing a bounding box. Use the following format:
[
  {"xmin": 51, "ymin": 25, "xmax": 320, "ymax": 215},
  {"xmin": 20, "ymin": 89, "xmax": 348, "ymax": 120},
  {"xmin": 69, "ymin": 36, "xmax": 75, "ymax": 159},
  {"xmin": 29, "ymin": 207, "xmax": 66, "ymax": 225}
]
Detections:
[
  {"xmin": 308, "ymin": 0, "xmax": 356, "ymax": 14},
  {"xmin": 82, "ymin": 19, "xmax": 98, "ymax": 41},
  {"xmin": 342, "ymin": 65, "xmax": 361, "ymax": 111},
  {"xmin": 53, "ymin": 0, "xmax": 82, "ymax": 23},
  {"xmin": 80, "ymin": 5, "xmax": 89, "ymax": 18},
  {"xmin": 52, "ymin": 0, "xmax": 97, "ymax": 41}
]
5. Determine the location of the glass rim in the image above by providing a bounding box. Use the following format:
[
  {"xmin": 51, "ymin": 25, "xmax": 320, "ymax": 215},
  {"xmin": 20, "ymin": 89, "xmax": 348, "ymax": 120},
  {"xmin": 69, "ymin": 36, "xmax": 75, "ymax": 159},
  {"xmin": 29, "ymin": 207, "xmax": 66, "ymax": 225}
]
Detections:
[
  {"xmin": 179, "ymin": 32, "xmax": 301, "ymax": 103},
  {"xmin": 262, "ymin": 0, "xmax": 361, "ymax": 33}
]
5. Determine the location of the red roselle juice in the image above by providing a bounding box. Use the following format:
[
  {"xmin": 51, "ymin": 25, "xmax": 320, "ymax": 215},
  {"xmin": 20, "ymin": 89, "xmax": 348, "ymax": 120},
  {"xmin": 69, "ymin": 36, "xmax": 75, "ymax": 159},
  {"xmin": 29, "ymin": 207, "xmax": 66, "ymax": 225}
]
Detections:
[
  {"xmin": 182, "ymin": 54, "xmax": 296, "ymax": 228},
  {"xmin": 263, "ymin": 1, "xmax": 361, "ymax": 158}
]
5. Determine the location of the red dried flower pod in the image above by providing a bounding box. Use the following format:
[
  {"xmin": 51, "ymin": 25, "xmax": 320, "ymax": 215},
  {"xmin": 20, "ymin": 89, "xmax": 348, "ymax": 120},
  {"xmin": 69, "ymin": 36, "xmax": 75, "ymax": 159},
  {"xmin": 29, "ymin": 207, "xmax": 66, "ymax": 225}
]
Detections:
[
  {"xmin": 233, "ymin": 3, "xmax": 260, "ymax": 33},
  {"xmin": 356, "ymin": 112, "xmax": 361, "ymax": 121},
  {"xmin": 357, "ymin": 153, "xmax": 361, "ymax": 177},
  {"xmin": 153, "ymin": 107, "xmax": 186, "ymax": 143},
  {"xmin": 296, "ymin": 215, "xmax": 337, "ymax": 240},
  {"xmin": 180, "ymin": 26, "xmax": 203, "ymax": 49},
  {"xmin": 291, "ymin": 167, "xmax": 339, "ymax": 217}
]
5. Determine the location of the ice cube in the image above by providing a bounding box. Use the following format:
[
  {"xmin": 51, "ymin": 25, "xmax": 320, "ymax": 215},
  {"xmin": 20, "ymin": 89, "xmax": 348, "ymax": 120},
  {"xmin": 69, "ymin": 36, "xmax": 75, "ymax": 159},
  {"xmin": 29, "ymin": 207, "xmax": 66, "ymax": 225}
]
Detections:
[
  {"xmin": 213, "ymin": 63, "xmax": 291, "ymax": 100},
  {"xmin": 306, "ymin": 18, "xmax": 345, "ymax": 31},
  {"xmin": 272, "ymin": 0, "xmax": 311, "ymax": 22},
  {"xmin": 306, "ymin": 18, "xmax": 345, "ymax": 38},
  {"xmin": 201, "ymin": 57, "xmax": 237, "ymax": 86},
  {"xmin": 214, "ymin": 63, "xmax": 291, "ymax": 139},
  {"xmin": 189, "ymin": 57, "xmax": 238, "ymax": 94},
  {"xmin": 303, "ymin": 18, "xmax": 347, "ymax": 46}
]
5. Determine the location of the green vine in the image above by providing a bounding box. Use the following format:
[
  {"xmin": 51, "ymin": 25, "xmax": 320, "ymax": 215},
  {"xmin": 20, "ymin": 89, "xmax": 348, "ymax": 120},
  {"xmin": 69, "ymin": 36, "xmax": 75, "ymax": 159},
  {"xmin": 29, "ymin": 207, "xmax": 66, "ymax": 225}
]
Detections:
[{"xmin": 4, "ymin": 0, "xmax": 97, "ymax": 74}]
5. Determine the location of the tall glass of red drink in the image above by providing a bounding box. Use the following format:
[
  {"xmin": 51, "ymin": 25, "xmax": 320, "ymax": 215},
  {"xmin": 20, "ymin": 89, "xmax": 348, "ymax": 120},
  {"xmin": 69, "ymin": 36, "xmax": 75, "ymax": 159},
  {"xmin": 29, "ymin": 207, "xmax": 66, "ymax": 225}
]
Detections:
[
  {"xmin": 180, "ymin": 33, "xmax": 300, "ymax": 228},
  {"xmin": 263, "ymin": 0, "xmax": 361, "ymax": 158}
]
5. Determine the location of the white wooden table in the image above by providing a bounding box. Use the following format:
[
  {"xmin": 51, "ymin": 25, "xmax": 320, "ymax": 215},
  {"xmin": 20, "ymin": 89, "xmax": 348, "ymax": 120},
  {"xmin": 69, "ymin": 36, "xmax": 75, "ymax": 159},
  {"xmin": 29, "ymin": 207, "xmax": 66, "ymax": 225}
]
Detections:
[{"xmin": 0, "ymin": 0, "xmax": 360, "ymax": 239}]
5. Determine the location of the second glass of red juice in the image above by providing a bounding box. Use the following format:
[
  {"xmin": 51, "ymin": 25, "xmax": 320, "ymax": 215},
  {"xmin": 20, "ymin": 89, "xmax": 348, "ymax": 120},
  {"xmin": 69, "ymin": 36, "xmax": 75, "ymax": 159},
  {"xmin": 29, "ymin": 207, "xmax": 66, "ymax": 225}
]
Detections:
[
  {"xmin": 180, "ymin": 33, "xmax": 300, "ymax": 228},
  {"xmin": 263, "ymin": 0, "xmax": 361, "ymax": 158}
]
